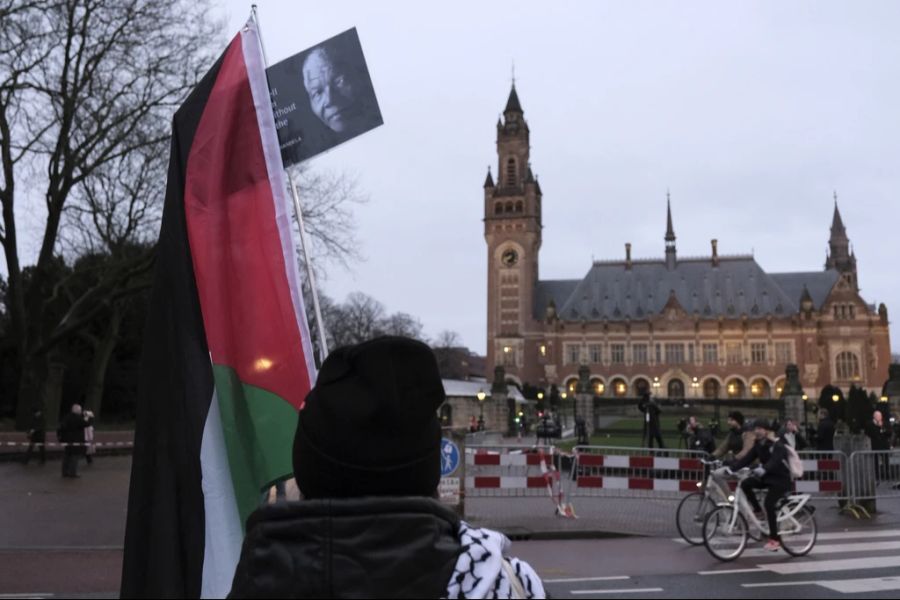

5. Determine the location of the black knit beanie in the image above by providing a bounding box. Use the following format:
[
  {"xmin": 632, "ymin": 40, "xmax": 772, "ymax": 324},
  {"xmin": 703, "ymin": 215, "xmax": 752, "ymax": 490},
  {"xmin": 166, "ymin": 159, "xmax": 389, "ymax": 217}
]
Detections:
[{"xmin": 293, "ymin": 336, "xmax": 445, "ymax": 499}]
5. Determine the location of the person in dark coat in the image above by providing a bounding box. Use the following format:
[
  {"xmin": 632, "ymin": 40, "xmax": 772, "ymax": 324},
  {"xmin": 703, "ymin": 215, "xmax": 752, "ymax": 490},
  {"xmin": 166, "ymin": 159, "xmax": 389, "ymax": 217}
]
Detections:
[
  {"xmin": 685, "ymin": 416, "xmax": 715, "ymax": 454},
  {"xmin": 24, "ymin": 409, "xmax": 46, "ymax": 466},
  {"xmin": 865, "ymin": 410, "xmax": 892, "ymax": 480},
  {"xmin": 638, "ymin": 393, "xmax": 665, "ymax": 448},
  {"xmin": 729, "ymin": 419, "xmax": 792, "ymax": 552},
  {"xmin": 712, "ymin": 411, "xmax": 755, "ymax": 460},
  {"xmin": 228, "ymin": 337, "xmax": 545, "ymax": 599},
  {"xmin": 57, "ymin": 404, "xmax": 92, "ymax": 478},
  {"xmin": 816, "ymin": 408, "xmax": 835, "ymax": 451}
]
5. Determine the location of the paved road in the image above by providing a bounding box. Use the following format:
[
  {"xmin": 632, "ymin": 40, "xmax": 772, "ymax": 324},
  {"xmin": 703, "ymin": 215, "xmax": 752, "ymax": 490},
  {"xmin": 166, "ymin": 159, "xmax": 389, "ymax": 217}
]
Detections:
[
  {"xmin": 515, "ymin": 533, "xmax": 900, "ymax": 598},
  {"xmin": 3, "ymin": 455, "xmax": 900, "ymax": 597}
]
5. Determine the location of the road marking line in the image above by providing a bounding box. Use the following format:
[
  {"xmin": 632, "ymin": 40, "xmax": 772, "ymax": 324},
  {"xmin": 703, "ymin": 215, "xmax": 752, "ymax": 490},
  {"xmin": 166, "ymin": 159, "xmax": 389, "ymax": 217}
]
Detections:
[
  {"xmin": 741, "ymin": 540, "xmax": 900, "ymax": 558},
  {"xmin": 742, "ymin": 581, "xmax": 820, "ymax": 588},
  {"xmin": 818, "ymin": 576, "xmax": 900, "ymax": 593},
  {"xmin": 761, "ymin": 555, "xmax": 900, "ymax": 575},
  {"xmin": 699, "ymin": 568, "xmax": 763, "ymax": 576},
  {"xmin": 544, "ymin": 576, "xmax": 630, "ymax": 583},
  {"xmin": 571, "ymin": 588, "xmax": 664, "ymax": 595},
  {"xmin": 816, "ymin": 529, "xmax": 900, "ymax": 541},
  {"xmin": 675, "ymin": 528, "xmax": 900, "ymax": 546}
]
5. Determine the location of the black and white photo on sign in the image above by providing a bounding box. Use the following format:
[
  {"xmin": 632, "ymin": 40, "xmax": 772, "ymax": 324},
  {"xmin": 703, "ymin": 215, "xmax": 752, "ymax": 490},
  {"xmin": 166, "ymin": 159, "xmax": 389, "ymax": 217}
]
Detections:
[{"xmin": 266, "ymin": 27, "xmax": 383, "ymax": 166}]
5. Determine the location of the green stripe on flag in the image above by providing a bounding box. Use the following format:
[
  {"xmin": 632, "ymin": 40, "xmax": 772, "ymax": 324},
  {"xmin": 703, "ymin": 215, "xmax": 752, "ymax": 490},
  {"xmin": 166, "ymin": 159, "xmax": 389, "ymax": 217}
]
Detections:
[{"xmin": 212, "ymin": 363, "xmax": 298, "ymax": 527}]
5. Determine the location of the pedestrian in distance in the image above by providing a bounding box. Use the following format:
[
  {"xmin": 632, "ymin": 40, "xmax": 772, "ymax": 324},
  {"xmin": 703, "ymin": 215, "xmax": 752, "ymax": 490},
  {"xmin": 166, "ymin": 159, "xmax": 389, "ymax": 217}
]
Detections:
[
  {"xmin": 685, "ymin": 416, "xmax": 715, "ymax": 454},
  {"xmin": 23, "ymin": 409, "xmax": 46, "ymax": 466},
  {"xmin": 865, "ymin": 410, "xmax": 892, "ymax": 481},
  {"xmin": 778, "ymin": 417, "xmax": 808, "ymax": 450},
  {"xmin": 816, "ymin": 408, "xmax": 835, "ymax": 451},
  {"xmin": 229, "ymin": 337, "xmax": 546, "ymax": 599},
  {"xmin": 638, "ymin": 393, "xmax": 665, "ymax": 449},
  {"xmin": 57, "ymin": 404, "xmax": 93, "ymax": 478},
  {"xmin": 83, "ymin": 409, "xmax": 96, "ymax": 465}
]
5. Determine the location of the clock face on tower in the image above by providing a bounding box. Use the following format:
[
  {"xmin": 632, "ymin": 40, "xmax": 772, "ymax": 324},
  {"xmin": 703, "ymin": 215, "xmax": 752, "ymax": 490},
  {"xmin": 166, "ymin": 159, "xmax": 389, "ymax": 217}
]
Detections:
[{"xmin": 501, "ymin": 248, "xmax": 519, "ymax": 267}]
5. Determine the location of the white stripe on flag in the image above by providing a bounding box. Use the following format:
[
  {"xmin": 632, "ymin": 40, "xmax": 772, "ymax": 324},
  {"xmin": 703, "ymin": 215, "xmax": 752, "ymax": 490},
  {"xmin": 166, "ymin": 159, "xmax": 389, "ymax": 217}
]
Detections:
[
  {"xmin": 200, "ymin": 388, "xmax": 243, "ymax": 599},
  {"xmin": 242, "ymin": 19, "xmax": 317, "ymax": 387}
]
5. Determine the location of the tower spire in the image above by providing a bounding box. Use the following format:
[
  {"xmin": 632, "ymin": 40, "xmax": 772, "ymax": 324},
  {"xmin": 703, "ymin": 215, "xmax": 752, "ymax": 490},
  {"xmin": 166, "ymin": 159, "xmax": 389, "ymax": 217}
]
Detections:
[{"xmin": 665, "ymin": 191, "xmax": 676, "ymax": 269}]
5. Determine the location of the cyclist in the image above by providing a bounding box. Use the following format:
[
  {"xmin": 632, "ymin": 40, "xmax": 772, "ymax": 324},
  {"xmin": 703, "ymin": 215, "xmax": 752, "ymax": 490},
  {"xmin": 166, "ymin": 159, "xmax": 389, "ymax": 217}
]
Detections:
[
  {"xmin": 712, "ymin": 411, "xmax": 754, "ymax": 460},
  {"xmin": 728, "ymin": 418, "xmax": 792, "ymax": 552}
]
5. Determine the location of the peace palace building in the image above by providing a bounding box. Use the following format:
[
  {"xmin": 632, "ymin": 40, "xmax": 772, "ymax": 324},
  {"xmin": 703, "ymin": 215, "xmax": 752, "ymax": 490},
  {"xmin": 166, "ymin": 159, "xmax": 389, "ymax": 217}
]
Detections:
[{"xmin": 484, "ymin": 85, "xmax": 892, "ymax": 401}]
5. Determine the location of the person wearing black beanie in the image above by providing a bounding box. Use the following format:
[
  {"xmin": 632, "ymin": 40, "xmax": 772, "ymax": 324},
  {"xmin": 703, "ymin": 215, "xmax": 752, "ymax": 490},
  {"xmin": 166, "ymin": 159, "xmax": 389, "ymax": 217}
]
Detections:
[{"xmin": 229, "ymin": 336, "xmax": 545, "ymax": 599}]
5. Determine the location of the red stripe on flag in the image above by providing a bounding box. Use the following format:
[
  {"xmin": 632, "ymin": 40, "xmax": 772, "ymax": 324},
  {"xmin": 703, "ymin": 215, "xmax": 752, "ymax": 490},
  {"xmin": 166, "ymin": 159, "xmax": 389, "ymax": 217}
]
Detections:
[
  {"xmin": 474, "ymin": 477, "xmax": 501, "ymax": 488},
  {"xmin": 629, "ymin": 478, "xmax": 653, "ymax": 490},
  {"xmin": 630, "ymin": 457, "xmax": 654, "ymax": 469},
  {"xmin": 473, "ymin": 454, "xmax": 501, "ymax": 466},
  {"xmin": 578, "ymin": 455, "xmax": 604, "ymax": 467},
  {"xmin": 578, "ymin": 476, "xmax": 603, "ymax": 488},
  {"xmin": 184, "ymin": 37, "xmax": 311, "ymax": 410}
]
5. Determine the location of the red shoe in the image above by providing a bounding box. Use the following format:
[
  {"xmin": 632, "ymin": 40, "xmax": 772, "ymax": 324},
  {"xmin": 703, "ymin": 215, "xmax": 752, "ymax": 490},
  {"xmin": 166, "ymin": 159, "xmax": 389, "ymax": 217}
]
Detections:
[{"xmin": 764, "ymin": 539, "xmax": 781, "ymax": 552}]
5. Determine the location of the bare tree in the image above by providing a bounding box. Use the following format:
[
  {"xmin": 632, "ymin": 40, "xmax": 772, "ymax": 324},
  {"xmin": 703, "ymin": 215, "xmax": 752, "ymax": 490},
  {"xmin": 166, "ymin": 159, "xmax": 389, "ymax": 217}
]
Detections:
[
  {"xmin": 0, "ymin": 0, "xmax": 222, "ymax": 426},
  {"xmin": 290, "ymin": 164, "xmax": 367, "ymax": 271},
  {"xmin": 431, "ymin": 330, "xmax": 473, "ymax": 380}
]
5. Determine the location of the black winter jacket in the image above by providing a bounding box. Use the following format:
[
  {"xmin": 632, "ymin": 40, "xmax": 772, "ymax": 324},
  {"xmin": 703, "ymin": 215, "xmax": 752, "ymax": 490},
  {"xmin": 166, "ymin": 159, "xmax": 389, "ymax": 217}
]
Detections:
[
  {"xmin": 228, "ymin": 496, "xmax": 462, "ymax": 599},
  {"xmin": 730, "ymin": 437, "xmax": 792, "ymax": 489}
]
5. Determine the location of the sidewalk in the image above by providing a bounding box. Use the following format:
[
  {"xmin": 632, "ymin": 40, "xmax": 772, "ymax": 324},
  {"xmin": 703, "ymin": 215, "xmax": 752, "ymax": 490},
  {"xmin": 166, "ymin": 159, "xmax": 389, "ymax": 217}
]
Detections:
[{"xmin": 0, "ymin": 430, "xmax": 134, "ymax": 461}]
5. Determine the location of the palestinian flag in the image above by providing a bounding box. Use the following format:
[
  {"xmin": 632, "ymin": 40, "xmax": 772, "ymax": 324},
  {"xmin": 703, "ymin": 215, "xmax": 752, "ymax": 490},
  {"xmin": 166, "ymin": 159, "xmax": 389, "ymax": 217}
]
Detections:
[{"xmin": 121, "ymin": 20, "xmax": 316, "ymax": 599}]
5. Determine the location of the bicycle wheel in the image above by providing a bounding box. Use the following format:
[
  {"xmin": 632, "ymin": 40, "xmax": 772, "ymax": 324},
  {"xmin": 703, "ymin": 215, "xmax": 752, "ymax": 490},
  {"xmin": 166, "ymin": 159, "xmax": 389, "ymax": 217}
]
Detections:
[
  {"xmin": 703, "ymin": 506, "xmax": 748, "ymax": 561},
  {"xmin": 779, "ymin": 506, "xmax": 817, "ymax": 557},
  {"xmin": 676, "ymin": 491, "xmax": 714, "ymax": 545}
]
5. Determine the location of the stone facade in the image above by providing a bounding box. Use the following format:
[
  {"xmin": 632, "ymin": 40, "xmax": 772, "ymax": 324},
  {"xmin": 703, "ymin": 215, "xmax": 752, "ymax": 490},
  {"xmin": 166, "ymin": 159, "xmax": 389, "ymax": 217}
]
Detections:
[{"xmin": 484, "ymin": 86, "xmax": 892, "ymax": 400}]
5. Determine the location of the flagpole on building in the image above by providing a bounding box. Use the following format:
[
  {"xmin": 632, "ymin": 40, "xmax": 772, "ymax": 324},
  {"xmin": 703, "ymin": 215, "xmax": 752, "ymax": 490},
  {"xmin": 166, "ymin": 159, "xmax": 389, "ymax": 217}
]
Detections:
[{"xmin": 250, "ymin": 5, "xmax": 330, "ymax": 363}]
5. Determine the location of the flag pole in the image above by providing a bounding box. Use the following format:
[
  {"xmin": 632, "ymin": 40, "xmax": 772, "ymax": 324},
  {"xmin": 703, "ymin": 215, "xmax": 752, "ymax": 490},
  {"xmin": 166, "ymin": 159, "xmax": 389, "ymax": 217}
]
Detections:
[{"xmin": 250, "ymin": 5, "xmax": 330, "ymax": 363}]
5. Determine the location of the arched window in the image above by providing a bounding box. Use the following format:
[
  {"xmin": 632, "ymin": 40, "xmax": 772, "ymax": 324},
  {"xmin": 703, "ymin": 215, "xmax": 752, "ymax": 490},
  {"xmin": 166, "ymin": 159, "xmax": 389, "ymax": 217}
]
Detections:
[
  {"xmin": 494, "ymin": 202, "xmax": 503, "ymax": 215},
  {"xmin": 632, "ymin": 378, "xmax": 650, "ymax": 397},
  {"xmin": 505, "ymin": 201, "xmax": 514, "ymax": 213},
  {"xmin": 506, "ymin": 157, "xmax": 517, "ymax": 186},
  {"xmin": 703, "ymin": 379, "xmax": 720, "ymax": 399},
  {"xmin": 726, "ymin": 378, "xmax": 745, "ymax": 398},
  {"xmin": 668, "ymin": 379, "xmax": 685, "ymax": 398},
  {"xmin": 836, "ymin": 352, "xmax": 860, "ymax": 380},
  {"xmin": 590, "ymin": 378, "xmax": 605, "ymax": 396},
  {"xmin": 611, "ymin": 378, "xmax": 628, "ymax": 397},
  {"xmin": 750, "ymin": 378, "xmax": 771, "ymax": 398},
  {"xmin": 515, "ymin": 200, "xmax": 524, "ymax": 212}
]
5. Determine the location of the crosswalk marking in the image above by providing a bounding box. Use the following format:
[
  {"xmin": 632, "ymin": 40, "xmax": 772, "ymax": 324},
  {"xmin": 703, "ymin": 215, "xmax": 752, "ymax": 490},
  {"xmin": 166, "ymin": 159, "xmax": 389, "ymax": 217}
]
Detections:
[
  {"xmin": 699, "ymin": 568, "xmax": 762, "ymax": 576},
  {"xmin": 543, "ymin": 576, "xmax": 630, "ymax": 583},
  {"xmin": 743, "ymin": 576, "xmax": 900, "ymax": 594},
  {"xmin": 739, "ymin": 540, "xmax": 900, "ymax": 558},
  {"xmin": 676, "ymin": 527, "xmax": 900, "ymax": 546},
  {"xmin": 571, "ymin": 588, "xmax": 664, "ymax": 595},
  {"xmin": 761, "ymin": 555, "xmax": 900, "ymax": 575}
]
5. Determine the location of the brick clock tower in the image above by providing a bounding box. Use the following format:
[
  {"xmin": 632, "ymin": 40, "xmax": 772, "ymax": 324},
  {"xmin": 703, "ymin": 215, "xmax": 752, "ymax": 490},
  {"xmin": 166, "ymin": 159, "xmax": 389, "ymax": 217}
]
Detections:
[{"xmin": 484, "ymin": 84, "xmax": 542, "ymax": 383}]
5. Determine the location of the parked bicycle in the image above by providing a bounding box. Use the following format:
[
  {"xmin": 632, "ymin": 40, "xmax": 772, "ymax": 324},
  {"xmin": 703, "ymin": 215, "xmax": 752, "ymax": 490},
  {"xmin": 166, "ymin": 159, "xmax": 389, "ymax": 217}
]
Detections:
[{"xmin": 702, "ymin": 466, "xmax": 817, "ymax": 561}]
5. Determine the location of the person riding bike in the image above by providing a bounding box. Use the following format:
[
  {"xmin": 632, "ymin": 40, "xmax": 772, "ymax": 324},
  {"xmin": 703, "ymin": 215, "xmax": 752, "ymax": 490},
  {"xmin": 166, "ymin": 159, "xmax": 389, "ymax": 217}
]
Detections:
[
  {"xmin": 711, "ymin": 411, "xmax": 754, "ymax": 460},
  {"xmin": 727, "ymin": 418, "xmax": 792, "ymax": 552}
]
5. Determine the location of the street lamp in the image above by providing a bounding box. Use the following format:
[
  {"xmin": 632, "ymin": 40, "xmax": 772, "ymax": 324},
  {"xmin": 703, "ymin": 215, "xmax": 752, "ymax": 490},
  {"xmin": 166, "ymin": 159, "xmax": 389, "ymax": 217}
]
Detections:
[
  {"xmin": 476, "ymin": 389, "xmax": 486, "ymax": 431},
  {"xmin": 560, "ymin": 391, "xmax": 568, "ymax": 427}
]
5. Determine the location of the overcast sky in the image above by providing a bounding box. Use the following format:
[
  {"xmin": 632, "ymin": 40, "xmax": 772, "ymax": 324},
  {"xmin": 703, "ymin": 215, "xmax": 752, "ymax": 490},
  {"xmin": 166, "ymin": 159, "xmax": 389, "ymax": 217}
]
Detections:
[{"xmin": 219, "ymin": 1, "xmax": 900, "ymax": 355}]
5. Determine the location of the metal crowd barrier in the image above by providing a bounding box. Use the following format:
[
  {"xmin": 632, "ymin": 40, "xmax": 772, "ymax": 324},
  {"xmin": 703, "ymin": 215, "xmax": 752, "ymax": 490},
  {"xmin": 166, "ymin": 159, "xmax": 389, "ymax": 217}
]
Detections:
[
  {"xmin": 568, "ymin": 445, "xmax": 708, "ymax": 499},
  {"xmin": 795, "ymin": 450, "xmax": 847, "ymax": 496},
  {"xmin": 465, "ymin": 444, "xmax": 559, "ymax": 497},
  {"xmin": 848, "ymin": 450, "xmax": 900, "ymax": 513}
]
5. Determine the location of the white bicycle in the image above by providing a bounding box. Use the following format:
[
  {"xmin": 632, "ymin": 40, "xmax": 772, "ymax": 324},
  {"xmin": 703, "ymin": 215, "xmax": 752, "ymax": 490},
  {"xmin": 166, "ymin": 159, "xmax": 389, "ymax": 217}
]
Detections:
[{"xmin": 702, "ymin": 467, "xmax": 817, "ymax": 561}]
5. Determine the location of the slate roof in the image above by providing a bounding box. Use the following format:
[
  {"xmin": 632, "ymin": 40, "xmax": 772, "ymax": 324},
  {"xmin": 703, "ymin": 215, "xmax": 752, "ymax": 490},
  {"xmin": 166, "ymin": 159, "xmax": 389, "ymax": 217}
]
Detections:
[{"xmin": 533, "ymin": 257, "xmax": 840, "ymax": 322}]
